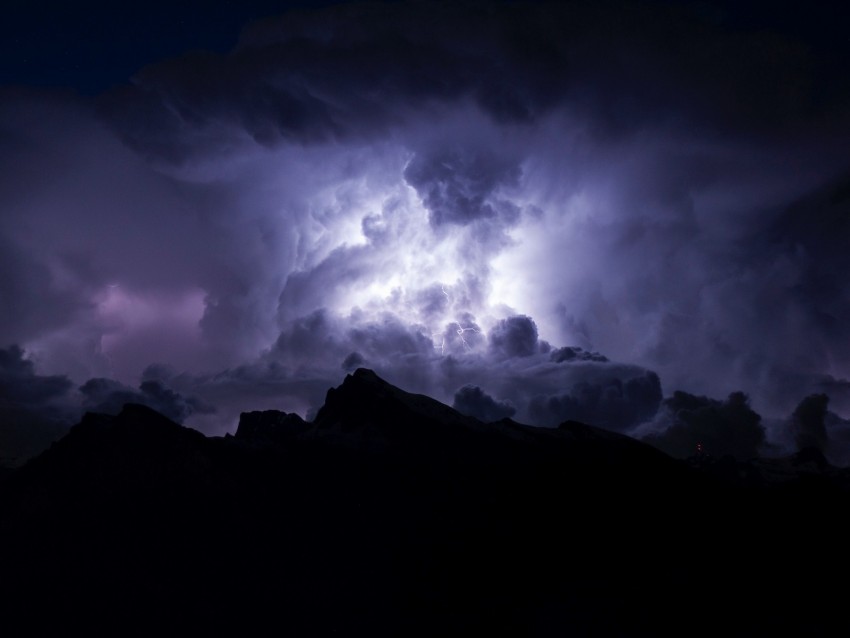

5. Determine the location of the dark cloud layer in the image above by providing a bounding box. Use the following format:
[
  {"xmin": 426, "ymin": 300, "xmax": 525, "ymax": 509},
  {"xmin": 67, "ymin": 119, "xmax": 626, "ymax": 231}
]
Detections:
[
  {"xmin": 639, "ymin": 391, "xmax": 765, "ymax": 460},
  {"xmin": 488, "ymin": 315, "xmax": 541, "ymax": 359},
  {"xmin": 530, "ymin": 370, "xmax": 662, "ymax": 431},
  {"xmin": 79, "ymin": 377, "xmax": 214, "ymax": 424},
  {"xmin": 1, "ymin": 343, "xmax": 214, "ymax": 465},
  {"xmin": 404, "ymin": 150, "xmax": 522, "ymax": 227},
  {"xmin": 0, "ymin": 345, "xmax": 75, "ymax": 465},
  {"xmin": 550, "ymin": 347, "xmax": 608, "ymax": 363},
  {"xmin": 101, "ymin": 1, "xmax": 850, "ymax": 158},
  {"xmin": 452, "ymin": 385, "xmax": 516, "ymax": 422},
  {"xmin": 2, "ymin": 1, "xmax": 850, "ymax": 453},
  {"xmin": 791, "ymin": 393, "xmax": 830, "ymax": 453}
]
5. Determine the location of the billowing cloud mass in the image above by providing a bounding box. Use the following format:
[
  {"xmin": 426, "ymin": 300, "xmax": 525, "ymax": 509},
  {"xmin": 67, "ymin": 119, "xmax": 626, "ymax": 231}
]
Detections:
[
  {"xmin": 79, "ymin": 376, "xmax": 215, "ymax": 424},
  {"xmin": 530, "ymin": 368, "xmax": 662, "ymax": 430},
  {"xmin": 791, "ymin": 394, "xmax": 830, "ymax": 453},
  {"xmin": 637, "ymin": 390, "xmax": 765, "ymax": 460},
  {"xmin": 0, "ymin": 344, "xmax": 215, "ymax": 465},
  {"xmin": 489, "ymin": 316, "xmax": 542, "ymax": 359},
  {"xmin": 453, "ymin": 385, "xmax": 516, "ymax": 423},
  {"xmin": 777, "ymin": 393, "xmax": 850, "ymax": 466},
  {"xmin": 2, "ymin": 2, "xmax": 850, "ymax": 451}
]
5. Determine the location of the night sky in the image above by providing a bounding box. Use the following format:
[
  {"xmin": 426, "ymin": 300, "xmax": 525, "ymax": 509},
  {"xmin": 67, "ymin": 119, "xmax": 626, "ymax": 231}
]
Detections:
[{"xmin": 2, "ymin": 1, "xmax": 850, "ymax": 464}]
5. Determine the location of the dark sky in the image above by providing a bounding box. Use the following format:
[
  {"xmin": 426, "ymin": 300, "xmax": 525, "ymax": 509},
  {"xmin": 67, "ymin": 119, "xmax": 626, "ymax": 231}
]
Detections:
[
  {"xmin": 3, "ymin": 1, "xmax": 848, "ymax": 93},
  {"xmin": 2, "ymin": 0, "xmax": 850, "ymax": 462},
  {"xmin": 1, "ymin": 1, "xmax": 340, "ymax": 93}
]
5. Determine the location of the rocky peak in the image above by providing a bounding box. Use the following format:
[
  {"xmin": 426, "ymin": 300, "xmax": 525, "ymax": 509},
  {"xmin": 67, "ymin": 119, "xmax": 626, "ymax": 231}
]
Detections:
[
  {"xmin": 314, "ymin": 368, "xmax": 477, "ymax": 430},
  {"xmin": 235, "ymin": 410, "xmax": 310, "ymax": 444}
]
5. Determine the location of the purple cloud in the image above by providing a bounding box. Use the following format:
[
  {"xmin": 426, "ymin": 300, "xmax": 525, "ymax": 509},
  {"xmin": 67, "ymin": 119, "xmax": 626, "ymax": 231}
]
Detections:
[{"xmin": 1, "ymin": 1, "xmax": 848, "ymax": 451}]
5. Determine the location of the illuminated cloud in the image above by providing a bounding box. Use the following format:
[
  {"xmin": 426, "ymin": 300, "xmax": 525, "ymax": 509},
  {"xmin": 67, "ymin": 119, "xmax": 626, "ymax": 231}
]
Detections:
[{"xmin": 1, "ymin": 1, "xmax": 849, "ymax": 440}]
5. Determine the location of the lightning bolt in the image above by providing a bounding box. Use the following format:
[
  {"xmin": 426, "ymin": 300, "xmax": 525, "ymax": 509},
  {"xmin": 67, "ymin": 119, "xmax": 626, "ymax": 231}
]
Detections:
[
  {"xmin": 431, "ymin": 283, "xmax": 481, "ymax": 355},
  {"xmin": 433, "ymin": 285, "xmax": 452, "ymax": 354},
  {"xmin": 456, "ymin": 324, "xmax": 479, "ymax": 351}
]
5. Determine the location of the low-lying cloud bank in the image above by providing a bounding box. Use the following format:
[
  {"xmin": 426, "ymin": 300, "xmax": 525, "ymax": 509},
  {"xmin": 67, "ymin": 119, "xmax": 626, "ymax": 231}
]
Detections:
[{"xmin": 5, "ymin": 328, "xmax": 849, "ymax": 466}]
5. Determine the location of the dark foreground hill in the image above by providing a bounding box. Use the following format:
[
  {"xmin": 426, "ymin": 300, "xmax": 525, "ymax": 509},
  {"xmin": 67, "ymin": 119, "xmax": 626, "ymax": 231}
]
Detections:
[{"xmin": 1, "ymin": 369, "xmax": 849, "ymax": 636}]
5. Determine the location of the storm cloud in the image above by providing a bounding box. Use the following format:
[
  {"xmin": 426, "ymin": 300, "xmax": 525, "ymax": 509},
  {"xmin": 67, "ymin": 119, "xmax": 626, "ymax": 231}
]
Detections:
[
  {"xmin": 790, "ymin": 393, "xmax": 830, "ymax": 453},
  {"xmin": 0, "ymin": 345, "xmax": 76, "ymax": 465},
  {"xmin": 452, "ymin": 385, "xmax": 516, "ymax": 422},
  {"xmin": 79, "ymin": 376, "xmax": 214, "ymax": 424},
  {"xmin": 488, "ymin": 315, "xmax": 542, "ymax": 359},
  {"xmin": 638, "ymin": 390, "xmax": 766, "ymax": 460},
  {"xmin": 404, "ymin": 149, "xmax": 522, "ymax": 227},
  {"xmin": 2, "ymin": 1, "xmax": 849, "ymax": 447},
  {"xmin": 530, "ymin": 370, "xmax": 663, "ymax": 431}
]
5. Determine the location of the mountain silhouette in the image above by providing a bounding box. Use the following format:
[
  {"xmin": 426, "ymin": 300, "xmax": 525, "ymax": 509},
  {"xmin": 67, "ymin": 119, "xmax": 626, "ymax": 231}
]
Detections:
[{"xmin": 1, "ymin": 369, "xmax": 849, "ymax": 635}]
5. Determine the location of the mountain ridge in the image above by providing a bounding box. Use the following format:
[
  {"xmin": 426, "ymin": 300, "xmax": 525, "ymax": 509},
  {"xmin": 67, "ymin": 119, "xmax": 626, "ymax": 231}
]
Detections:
[{"xmin": 1, "ymin": 368, "xmax": 849, "ymax": 635}]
